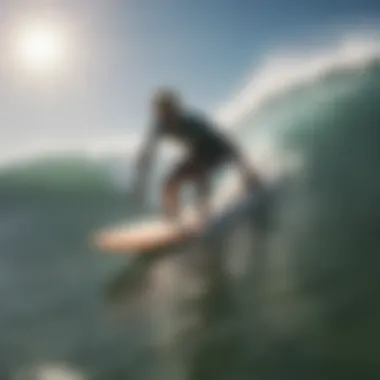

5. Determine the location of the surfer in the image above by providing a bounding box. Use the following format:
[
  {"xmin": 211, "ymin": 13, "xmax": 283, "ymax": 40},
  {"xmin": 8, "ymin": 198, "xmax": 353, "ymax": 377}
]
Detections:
[{"xmin": 134, "ymin": 89, "xmax": 261, "ymax": 224}]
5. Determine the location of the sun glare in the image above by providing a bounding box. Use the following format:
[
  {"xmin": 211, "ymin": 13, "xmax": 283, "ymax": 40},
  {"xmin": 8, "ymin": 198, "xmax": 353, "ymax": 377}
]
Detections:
[{"xmin": 15, "ymin": 20, "xmax": 68, "ymax": 74}]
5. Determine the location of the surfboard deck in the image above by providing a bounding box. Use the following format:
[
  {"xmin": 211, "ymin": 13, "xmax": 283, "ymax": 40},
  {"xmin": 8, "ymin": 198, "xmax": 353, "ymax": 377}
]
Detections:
[
  {"xmin": 93, "ymin": 185, "xmax": 262, "ymax": 255},
  {"xmin": 94, "ymin": 216, "xmax": 203, "ymax": 254}
]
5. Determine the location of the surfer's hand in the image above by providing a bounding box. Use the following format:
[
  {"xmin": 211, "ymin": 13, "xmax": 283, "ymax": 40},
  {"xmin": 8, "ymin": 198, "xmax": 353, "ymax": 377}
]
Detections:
[{"xmin": 236, "ymin": 158, "xmax": 259, "ymax": 192}]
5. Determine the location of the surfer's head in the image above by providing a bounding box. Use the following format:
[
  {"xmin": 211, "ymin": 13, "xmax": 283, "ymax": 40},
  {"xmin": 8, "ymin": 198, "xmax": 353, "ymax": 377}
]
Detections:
[{"xmin": 153, "ymin": 88, "xmax": 182, "ymax": 123}]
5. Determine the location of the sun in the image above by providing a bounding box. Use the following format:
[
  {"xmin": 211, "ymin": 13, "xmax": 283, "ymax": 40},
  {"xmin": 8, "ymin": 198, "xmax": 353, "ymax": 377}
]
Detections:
[{"xmin": 15, "ymin": 20, "xmax": 68, "ymax": 74}]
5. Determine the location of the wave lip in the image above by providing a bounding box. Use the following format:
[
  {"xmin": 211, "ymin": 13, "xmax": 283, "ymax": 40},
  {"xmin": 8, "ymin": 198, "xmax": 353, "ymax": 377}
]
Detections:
[{"xmin": 216, "ymin": 34, "xmax": 380, "ymax": 127}]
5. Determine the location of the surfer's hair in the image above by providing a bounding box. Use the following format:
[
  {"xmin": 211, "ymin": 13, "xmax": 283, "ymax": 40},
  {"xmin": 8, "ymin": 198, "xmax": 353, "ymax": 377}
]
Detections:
[{"xmin": 153, "ymin": 88, "xmax": 182, "ymax": 110}]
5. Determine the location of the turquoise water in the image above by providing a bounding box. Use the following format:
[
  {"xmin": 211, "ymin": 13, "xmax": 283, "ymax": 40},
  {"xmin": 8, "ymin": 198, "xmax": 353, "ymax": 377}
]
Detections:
[{"xmin": 1, "ymin": 62, "xmax": 380, "ymax": 379}]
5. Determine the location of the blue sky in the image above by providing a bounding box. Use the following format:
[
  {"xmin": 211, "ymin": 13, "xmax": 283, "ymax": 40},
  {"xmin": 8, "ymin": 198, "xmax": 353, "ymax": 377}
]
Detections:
[{"xmin": 0, "ymin": 0, "xmax": 379, "ymax": 156}]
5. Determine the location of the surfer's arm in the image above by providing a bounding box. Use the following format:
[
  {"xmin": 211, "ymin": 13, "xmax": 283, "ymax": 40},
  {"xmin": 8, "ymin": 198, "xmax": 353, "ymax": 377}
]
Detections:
[
  {"xmin": 132, "ymin": 125, "xmax": 161, "ymax": 202},
  {"xmin": 137, "ymin": 126, "xmax": 159, "ymax": 172}
]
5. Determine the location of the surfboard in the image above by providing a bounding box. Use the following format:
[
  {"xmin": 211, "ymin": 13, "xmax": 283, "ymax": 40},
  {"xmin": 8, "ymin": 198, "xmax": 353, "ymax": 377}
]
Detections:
[
  {"xmin": 94, "ymin": 184, "xmax": 259, "ymax": 255},
  {"xmin": 94, "ymin": 214, "xmax": 203, "ymax": 254}
]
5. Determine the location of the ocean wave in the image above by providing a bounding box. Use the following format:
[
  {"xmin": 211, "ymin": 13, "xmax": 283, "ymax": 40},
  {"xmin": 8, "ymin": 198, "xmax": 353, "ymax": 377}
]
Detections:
[{"xmin": 2, "ymin": 31, "xmax": 380, "ymax": 379}]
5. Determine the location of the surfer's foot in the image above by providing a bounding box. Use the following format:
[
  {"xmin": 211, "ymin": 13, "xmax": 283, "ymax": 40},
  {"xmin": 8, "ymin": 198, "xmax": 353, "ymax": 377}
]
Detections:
[
  {"xmin": 164, "ymin": 209, "xmax": 180, "ymax": 224},
  {"xmin": 177, "ymin": 215, "xmax": 205, "ymax": 240},
  {"xmin": 177, "ymin": 225, "xmax": 199, "ymax": 241},
  {"xmin": 165, "ymin": 214, "xmax": 193, "ymax": 236}
]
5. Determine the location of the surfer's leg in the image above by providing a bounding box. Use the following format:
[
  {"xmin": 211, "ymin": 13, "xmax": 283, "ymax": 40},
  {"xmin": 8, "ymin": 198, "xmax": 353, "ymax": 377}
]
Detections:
[
  {"xmin": 194, "ymin": 171, "xmax": 212, "ymax": 224},
  {"xmin": 192, "ymin": 153, "xmax": 222, "ymax": 224},
  {"xmin": 163, "ymin": 177, "xmax": 181, "ymax": 221},
  {"xmin": 163, "ymin": 159, "xmax": 193, "ymax": 222}
]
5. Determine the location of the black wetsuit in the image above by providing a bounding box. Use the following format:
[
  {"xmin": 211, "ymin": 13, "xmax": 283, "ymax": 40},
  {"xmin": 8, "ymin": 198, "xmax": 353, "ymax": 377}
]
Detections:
[{"xmin": 154, "ymin": 113, "xmax": 237, "ymax": 180}]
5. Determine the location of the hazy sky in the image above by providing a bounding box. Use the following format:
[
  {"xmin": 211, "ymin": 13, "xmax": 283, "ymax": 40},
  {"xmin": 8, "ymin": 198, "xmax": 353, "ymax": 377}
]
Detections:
[{"xmin": 0, "ymin": 0, "xmax": 379, "ymax": 157}]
